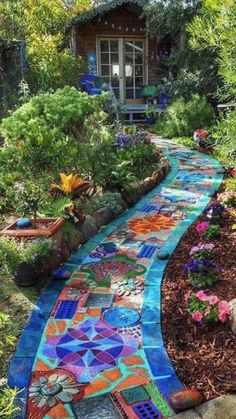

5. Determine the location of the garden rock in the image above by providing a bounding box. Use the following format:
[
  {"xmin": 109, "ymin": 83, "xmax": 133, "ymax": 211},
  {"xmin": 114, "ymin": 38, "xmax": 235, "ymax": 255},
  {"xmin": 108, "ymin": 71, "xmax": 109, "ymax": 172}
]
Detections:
[
  {"xmin": 173, "ymin": 409, "xmax": 201, "ymax": 419},
  {"xmin": 78, "ymin": 215, "xmax": 98, "ymax": 243},
  {"xmin": 95, "ymin": 206, "xmax": 115, "ymax": 228},
  {"xmin": 195, "ymin": 395, "xmax": 236, "ymax": 419},
  {"xmin": 65, "ymin": 229, "xmax": 83, "ymax": 252},
  {"xmin": 169, "ymin": 388, "xmax": 202, "ymax": 410},
  {"xmin": 229, "ymin": 298, "xmax": 236, "ymax": 334}
]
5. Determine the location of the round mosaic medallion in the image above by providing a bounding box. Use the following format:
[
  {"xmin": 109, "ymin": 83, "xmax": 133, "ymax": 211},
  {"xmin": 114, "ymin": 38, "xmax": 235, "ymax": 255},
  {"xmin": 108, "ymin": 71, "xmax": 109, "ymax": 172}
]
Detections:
[{"xmin": 103, "ymin": 307, "xmax": 140, "ymax": 327}]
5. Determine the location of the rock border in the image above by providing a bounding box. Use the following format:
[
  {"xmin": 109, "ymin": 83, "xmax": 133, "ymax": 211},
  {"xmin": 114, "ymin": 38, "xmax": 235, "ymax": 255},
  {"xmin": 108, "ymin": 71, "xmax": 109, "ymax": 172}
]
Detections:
[{"xmin": 44, "ymin": 155, "xmax": 171, "ymax": 274}]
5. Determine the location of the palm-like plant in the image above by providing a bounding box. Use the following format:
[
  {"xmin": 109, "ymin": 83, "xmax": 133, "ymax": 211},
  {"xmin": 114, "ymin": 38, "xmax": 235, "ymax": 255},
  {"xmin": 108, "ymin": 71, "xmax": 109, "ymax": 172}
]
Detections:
[{"xmin": 51, "ymin": 173, "xmax": 91, "ymax": 199}]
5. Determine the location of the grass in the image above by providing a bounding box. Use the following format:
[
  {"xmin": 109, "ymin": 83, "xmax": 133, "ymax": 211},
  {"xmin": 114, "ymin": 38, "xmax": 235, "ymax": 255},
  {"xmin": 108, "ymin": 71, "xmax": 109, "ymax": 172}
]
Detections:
[{"xmin": 0, "ymin": 270, "xmax": 49, "ymax": 379}]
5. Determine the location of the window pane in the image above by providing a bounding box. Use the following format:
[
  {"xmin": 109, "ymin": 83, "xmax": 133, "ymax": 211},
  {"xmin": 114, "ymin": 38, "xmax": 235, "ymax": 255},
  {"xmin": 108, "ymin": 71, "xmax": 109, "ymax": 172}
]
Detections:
[
  {"xmin": 112, "ymin": 64, "xmax": 120, "ymax": 77},
  {"xmin": 135, "ymin": 88, "xmax": 141, "ymax": 98},
  {"xmin": 135, "ymin": 77, "xmax": 143, "ymax": 87},
  {"xmin": 125, "ymin": 65, "xmax": 133, "ymax": 77},
  {"xmin": 111, "ymin": 53, "xmax": 119, "ymax": 64},
  {"xmin": 135, "ymin": 66, "xmax": 143, "ymax": 76},
  {"xmin": 135, "ymin": 54, "xmax": 143, "ymax": 65},
  {"xmin": 111, "ymin": 76, "xmax": 119, "ymax": 87},
  {"xmin": 110, "ymin": 40, "xmax": 118, "ymax": 52},
  {"xmin": 125, "ymin": 41, "xmax": 133, "ymax": 52},
  {"xmin": 100, "ymin": 65, "xmax": 110, "ymax": 76},
  {"xmin": 125, "ymin": 76, "xmax": 133, "ymax": 87},
  {"xmin": 126, "ymin": 89, "xmax": 134, "ymax": 99},
  {"xmin": 100, "ymin": 41, "xmax": 109, "ymax": 52},
  {"xmin": 100, "ymin": 53, "xmax": 109, "ymax": 64},
  {"xmin": 135, "ymin": 41, "xmax": 143, "ymax": 52}
]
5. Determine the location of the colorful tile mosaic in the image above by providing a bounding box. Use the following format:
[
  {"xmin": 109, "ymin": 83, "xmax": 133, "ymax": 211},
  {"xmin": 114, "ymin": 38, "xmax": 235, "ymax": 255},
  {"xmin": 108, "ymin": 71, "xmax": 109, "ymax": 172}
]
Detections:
[{"xmin": 8, "ymin": 137, "xmax": 223, "ymax": 418}]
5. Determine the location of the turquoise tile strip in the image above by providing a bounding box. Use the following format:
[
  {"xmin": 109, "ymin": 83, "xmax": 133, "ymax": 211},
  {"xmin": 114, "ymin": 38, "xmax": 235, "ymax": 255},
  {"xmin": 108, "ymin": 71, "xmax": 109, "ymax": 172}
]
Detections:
[{"xmin": 8, "ymin": 138, "xmax": 223, "ymax": 419}]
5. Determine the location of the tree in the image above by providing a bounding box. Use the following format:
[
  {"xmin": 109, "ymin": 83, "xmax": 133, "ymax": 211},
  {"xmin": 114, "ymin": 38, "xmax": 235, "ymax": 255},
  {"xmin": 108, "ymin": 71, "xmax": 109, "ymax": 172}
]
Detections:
[
  {"xmin": 0, "ymin": 0, "xmax": 92, "ymax": 93},
  {"xmin": 188, "ymin": 0, "xmax": 236, "ymax": 100},
  {"xmin": 144, "ymin": 0, "xmax": 220, "ymax": 102}
]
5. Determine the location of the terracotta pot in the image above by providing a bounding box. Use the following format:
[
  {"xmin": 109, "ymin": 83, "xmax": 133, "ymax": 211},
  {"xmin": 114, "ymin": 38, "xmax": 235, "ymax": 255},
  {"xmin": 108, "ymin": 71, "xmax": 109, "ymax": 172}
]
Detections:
[{"xmin": 0, "ymin": 218, "xmax": 64, "ymax": 238}]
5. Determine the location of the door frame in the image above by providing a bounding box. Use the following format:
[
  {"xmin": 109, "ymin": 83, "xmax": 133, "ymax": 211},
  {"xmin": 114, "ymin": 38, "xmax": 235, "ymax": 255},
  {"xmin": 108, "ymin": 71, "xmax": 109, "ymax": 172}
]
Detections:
[{"xmin": 96, "ymin": 36, "xmax": 148, "ymax": 103}]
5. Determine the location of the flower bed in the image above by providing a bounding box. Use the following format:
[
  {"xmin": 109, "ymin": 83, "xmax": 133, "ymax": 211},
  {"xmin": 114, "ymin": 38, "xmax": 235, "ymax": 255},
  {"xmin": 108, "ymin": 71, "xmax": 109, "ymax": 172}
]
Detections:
[{"xmin": 162, "ymin": 208, "xmax": 236, "ymax": 399}]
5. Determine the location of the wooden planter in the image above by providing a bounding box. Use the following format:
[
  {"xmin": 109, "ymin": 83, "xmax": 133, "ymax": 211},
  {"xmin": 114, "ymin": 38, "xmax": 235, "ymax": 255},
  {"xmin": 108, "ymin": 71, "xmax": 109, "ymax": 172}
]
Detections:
[{"xmin": 0, "ymin": 218, "xmax": 64, "ymax": 238}]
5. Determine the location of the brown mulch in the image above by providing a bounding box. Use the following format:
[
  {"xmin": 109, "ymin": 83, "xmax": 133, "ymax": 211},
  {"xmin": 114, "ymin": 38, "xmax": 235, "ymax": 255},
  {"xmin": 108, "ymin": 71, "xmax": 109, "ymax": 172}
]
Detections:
[{"xmin": 162, "ymin": 203, "xmax": 236, "ymax": 402}]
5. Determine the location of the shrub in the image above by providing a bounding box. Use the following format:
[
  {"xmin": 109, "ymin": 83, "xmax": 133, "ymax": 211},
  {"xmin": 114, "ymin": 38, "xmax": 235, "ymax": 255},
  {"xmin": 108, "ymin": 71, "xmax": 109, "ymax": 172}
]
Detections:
[
  {"xmin": 0, "ymin": 237, "xmax": 54, "ymax": 275},
  {"xmin": 89, "ymin": 192, "xmax": 124, "ymax": 214},
  {"xmin": 0, "ymin": 87, "xmax": 110, "ymax": 174},
  {"xmin": 185, "ymin": 290, "xmax": 231, "ymax": 324},
  {"xmin": 154, "ymin": 95, "xmax": 215, "ymax": 138},
  {"xmin": 212, "ymin": 110, "xmax": 236, "ymax": 165}
]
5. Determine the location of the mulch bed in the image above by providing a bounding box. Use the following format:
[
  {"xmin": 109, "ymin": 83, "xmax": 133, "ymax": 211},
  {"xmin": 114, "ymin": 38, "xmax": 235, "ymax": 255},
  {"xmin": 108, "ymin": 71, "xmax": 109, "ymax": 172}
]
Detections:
[{"xmin": 162, "ymin": 198, "xmax": 236, "ymax": 402}]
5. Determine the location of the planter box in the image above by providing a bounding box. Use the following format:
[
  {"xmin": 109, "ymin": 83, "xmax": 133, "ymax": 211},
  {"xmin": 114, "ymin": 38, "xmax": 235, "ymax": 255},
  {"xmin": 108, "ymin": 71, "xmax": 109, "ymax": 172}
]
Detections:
[{"xmin": 0, "ymin": 217, "xmax": 64, "ymax": 238}]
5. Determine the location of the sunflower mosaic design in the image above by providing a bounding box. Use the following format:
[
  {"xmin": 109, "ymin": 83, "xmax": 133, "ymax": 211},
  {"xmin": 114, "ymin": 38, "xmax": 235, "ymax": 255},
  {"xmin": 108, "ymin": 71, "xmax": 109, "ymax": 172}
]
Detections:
[{"xmin": 128, "ymin": 213, "xmax": 177, "ymax": 235}]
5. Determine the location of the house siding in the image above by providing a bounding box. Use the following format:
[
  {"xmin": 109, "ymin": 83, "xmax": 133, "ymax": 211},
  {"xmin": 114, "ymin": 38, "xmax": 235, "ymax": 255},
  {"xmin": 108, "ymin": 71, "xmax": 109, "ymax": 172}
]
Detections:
[{"xmin": 75, "ymin": 5, "xmax": 169, "ymax": 86}]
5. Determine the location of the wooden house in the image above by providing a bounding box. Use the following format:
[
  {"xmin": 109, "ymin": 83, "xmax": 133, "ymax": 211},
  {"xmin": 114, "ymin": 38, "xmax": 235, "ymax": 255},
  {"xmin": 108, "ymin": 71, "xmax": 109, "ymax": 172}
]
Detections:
[{"xmin": 70, "ymin": 0, "xmax": 172, "ymax": 122}]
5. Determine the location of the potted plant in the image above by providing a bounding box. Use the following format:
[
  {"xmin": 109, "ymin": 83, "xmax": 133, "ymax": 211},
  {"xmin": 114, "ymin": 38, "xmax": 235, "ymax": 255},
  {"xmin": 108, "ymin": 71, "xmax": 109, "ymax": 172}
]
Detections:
[
  {"xmin": 0, "ymin": 181, "xmax": 65, "ymax": 237},
  {"xmin": 0, "ymin": 236, "xmax": 54, "ymax": 286},
  {"xmin": 145, "ymin": 106, "xmax": 156, "ymax": 125}
]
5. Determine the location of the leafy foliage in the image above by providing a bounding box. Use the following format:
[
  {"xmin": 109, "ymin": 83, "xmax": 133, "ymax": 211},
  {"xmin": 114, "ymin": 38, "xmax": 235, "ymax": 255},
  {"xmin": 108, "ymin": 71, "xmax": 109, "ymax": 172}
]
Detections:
[
  {"xmin": 0, "ymin": 87, "xmax": 110, "ymax": 174},
  {"xmin": 0, "ymin": 0, "xmax": 91, "ymax": 92},
  {"xmin": 0, "ymin": 237, "xmax": 54, "ymax": 274},
  {"xmin": 154, "ymin": 95, "xmax": 215, "ymax": 138}
]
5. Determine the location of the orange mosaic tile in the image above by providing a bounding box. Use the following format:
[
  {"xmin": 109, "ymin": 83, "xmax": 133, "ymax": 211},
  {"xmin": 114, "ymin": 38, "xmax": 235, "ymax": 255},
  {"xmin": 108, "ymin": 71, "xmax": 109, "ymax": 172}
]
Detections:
[
  {"xmin": 47, "ymin": 404, "xmax": 70, "ymax": 418},
  {"xmin": 46, "ymin": 320, "xmax": 67, "ymax": 336},
  {"xmin": 102, "ymin": 368, "xmax": 122, "ymax": 382},
  {"xmin": 123, "ymin": 355, "xmax": 145, "ymax": 366},
  {"xmin": 34, "ymin": 360, "xmax": 51, "ymax": 372},
  {"xmin": 87, "ymin": 308, "xmax": 101, "ymax": 317},
  {"xmin": 113, "ymin": 375, "xmax": 150, "ymax": 392},
  {"xmin": 128, "ymin": 367, "xmax": 149, "ymax": 377},
  {"xmin": 84, "ymin": 377, "xmax": 110, "ymax": 397},
  {"xmin": 128, "ymin": 213, "xmax": 177, "ymax": 235}
]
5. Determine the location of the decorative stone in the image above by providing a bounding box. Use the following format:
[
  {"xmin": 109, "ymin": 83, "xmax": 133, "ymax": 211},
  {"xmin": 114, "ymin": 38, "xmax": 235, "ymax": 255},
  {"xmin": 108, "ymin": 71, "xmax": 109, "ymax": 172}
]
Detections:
[
  {"xmin": 16, "ymin": 218, "xmax": 31, "ymax": 228},
  {"xmin": 229, "ymin": 298, "xmax": 236, "ymax": 334},
  {"xmin": 195, "ymin": 395, "xmax": 236, "ymax": 419},
  {"xmin": 52, "ymin": 267, "xmax": 71, "ymax": 280},
  {"xmin": 94, "ymin": 206, "xmax": 115, "ymax": 228},
  {"xmin": 169, "ymin": 388, "xmax": 203, "ymax": 410},
  {"xmin": 157, "ymin": 252, "xmax": 170, "ymax": 260},
  {"xmin": 77, "ymin": 215, "xmax": 98, "ymax": 243},
  {"xmin": 216, "ymin": 168, "xmax": 226, "ymax": 174}
]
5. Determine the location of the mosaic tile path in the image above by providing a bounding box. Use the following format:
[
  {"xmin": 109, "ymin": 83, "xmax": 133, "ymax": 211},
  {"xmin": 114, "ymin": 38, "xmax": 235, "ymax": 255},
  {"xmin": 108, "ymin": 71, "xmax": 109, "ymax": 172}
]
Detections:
[{"xmin": 8, "ymin": 137, "xmax": 223, "ymax": 419}]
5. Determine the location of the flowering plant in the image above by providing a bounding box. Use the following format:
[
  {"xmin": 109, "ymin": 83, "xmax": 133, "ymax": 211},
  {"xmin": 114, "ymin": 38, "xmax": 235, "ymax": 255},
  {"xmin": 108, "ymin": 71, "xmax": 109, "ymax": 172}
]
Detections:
[
  {"xmin": 196, "ymin": 221, "xmax": 209, "ymax": 235},
  {"xmin": 196, "ymin": 221, "xmax": 220, "ymax": 240},
  {"xmin": 203, "ymin": 224, "xmax": 220, "ymax": 240},
  {"xmin": 190, "ymin": 242, "xmax": 215, "ymax": 260},
  {"xmin": 184, "ymin": 259, "xmax": 219, "ymax": 287},
  {"xmin": 185, "ymin": 290, "xmax": 231, "ymax": 324}
]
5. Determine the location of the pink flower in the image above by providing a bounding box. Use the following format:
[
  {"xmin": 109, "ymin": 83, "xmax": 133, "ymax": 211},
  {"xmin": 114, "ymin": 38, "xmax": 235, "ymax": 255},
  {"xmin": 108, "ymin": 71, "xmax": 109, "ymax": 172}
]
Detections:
[
  {"xmin": 184, "ymin": 291, "xmax": 191, "ymax": 302},
  {"xmin": 204, "ymin": 307, "xmax": 211, "ymax": 316},
  {"xmin": 208, "ymin": 295, "xmax": 219, "ymax": 305},
  {"xmin": 192, "ymin": 310, "xmax": 203, "ymax": 322},
  {"xmin": 196, "ymin": 290, "xmax": 208, "ymax": 301},
  {"xmin": 196, "ymin": 221, "xmax": 209, "ymax": 235},
  {"xmin": 218, "ymin": 300, "xmax": 231, "ymax": 323}
]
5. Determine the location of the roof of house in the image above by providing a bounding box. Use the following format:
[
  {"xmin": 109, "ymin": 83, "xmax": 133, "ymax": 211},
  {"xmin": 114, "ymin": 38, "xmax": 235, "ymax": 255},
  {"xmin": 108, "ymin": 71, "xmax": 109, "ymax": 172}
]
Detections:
[{"xmin": 72, "ymin": 0, "xmax": 148, "ymax": 26}]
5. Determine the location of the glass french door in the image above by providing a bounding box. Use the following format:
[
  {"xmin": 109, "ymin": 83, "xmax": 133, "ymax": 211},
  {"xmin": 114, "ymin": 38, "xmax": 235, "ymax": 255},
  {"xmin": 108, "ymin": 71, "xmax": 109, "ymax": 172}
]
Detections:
[{"xmin": 98, "ymin": 38, "xmax": 145, "ymax": 103}]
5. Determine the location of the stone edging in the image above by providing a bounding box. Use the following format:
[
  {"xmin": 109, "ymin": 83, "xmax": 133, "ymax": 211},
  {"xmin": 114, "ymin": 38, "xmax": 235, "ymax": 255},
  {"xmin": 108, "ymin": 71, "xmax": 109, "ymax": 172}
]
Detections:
[{"xmin": 45, "ymin": 155, "xmax": 171, "ymax": 274}]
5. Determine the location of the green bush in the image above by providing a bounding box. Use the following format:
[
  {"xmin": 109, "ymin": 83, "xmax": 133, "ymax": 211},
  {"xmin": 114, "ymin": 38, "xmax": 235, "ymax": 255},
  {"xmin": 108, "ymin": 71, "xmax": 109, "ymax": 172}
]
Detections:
[
  {"xmin": 155, "ymin": 95, "xmax": 215, "ymax": 138},
  {"xmin": 171, "ymin": 136, "xmax": 197, "ymax": 149},
  {"xmin": 0, "ymin": 86, "xmax": 110, "ymax": 175},
  {"xmin": 212, "ymin": 109, "xmax": 236, "ymax": 165},
  {"xmin": 0, "ymin": 237, "xmax": 54, "ymax": 275}
]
